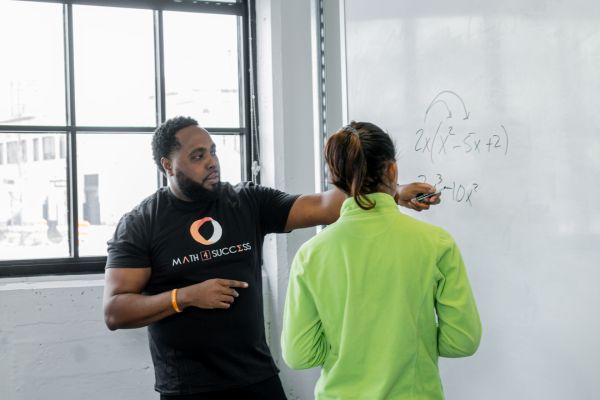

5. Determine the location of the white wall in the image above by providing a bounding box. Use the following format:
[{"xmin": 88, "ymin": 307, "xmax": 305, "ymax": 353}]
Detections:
[
  {"xmin": 0, "ymin": 1, "xmax": 324, "ymax": 399},
  {"xmin": 0, "ymin": 276, "xmax": 156, "ymax": 399}
]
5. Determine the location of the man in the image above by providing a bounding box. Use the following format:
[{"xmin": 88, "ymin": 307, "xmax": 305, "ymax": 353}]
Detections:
[{"xmin": 103, "ymin": 116, "xmax": 440, "ymax": 399}]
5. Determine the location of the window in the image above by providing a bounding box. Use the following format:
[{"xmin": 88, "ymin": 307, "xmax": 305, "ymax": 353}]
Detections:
[
  {"xmin": 33, "ymin": 138, "xmax": 40, "ymax": 161},
  {"xmin": 7, "ymin": 141, "xmax": 19, "ymax": 164},
  {"xmin": 19, "ymin": 140, "xmax": 27, "ymax": 163},
  {"xmin": 73, "ymin": 6, "xmax": 156, "ymax": 126},
  {"xmin": 0, "ymin": 0, "xmax": 254, "ymax": 277},
  {"xmin": 42, "ymin": 136, "xmax": 56, "ymax": 160},
  {"xmin": 59, "ymin": 136, "xmax": 65, "ymax": 159},
  {"xmin": 163, "ymin": 11, "xmax": 241, "ymax": 126}
]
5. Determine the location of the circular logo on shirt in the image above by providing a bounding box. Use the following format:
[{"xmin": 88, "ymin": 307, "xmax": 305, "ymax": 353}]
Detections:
[{"xmin": 189, "ymin": 217, "xmax": 223, "ymax": 245}]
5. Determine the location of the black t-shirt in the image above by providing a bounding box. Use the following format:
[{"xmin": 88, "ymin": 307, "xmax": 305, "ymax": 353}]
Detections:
[{"xmin": 106, "ymin": 182, "xmax": 299, "ymax": 395}]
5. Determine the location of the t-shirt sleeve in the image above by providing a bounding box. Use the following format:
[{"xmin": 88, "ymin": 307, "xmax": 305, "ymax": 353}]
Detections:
[
  {"xmin": 105, "ymin": 211, "xmax": 151, "ymax": 269},
  {"xmin": 252, "ymin": 184, "xmax": 300, "ymax": 234}
]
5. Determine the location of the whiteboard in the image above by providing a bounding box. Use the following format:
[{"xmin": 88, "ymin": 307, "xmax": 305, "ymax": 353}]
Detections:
[{"xmin": 341, "ymin": 1, "xmax": 600, "ymax": 399}]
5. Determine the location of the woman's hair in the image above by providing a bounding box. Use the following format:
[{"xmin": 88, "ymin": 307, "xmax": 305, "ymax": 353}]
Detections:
[{"xmin": 324, "ymin": 121, "xmax": 396, "ymax": 210}]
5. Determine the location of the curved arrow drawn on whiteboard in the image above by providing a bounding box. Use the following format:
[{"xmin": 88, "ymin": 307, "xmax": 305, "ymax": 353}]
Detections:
[
  {"xmin": 423, "ymin": 99, "xmax": 452, "ymax": 122},
  {"xmin": 424, "ymin": 90, "xmax": 470, "ymax": 122}
]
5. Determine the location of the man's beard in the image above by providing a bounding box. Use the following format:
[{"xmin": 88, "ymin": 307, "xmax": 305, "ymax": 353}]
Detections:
[{"xmin": 175, "ymin": 170, "xmax": 220, "ymax": 202}]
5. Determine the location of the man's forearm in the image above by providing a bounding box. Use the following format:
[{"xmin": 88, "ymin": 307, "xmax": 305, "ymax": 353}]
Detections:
[{"xmin": 104, "ymin": 290, "xmax": 177, "ymax": 330}]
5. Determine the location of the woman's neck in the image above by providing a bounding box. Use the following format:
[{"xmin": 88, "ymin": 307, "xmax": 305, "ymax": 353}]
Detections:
[{"xmin": 375, "ymin": 182, "xmax": 397, "ymax": 197}]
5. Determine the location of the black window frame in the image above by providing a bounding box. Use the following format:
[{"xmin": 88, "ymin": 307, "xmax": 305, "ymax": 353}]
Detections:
[{"xmin": 0, "ymin": 0, "xmax": 259, "ymax": 277}]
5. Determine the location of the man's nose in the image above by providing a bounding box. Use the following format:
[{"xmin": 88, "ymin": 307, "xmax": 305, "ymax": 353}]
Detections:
[{"xmin": 207, "ymin": 154, "xmax": 218, "ymax": 170}]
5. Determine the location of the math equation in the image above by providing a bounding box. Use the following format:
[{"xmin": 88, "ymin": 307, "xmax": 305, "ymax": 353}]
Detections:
[
  {"xmin": 414, "ymin": 90, "xmax": 509, "ymax": 164},
  {"xmin": 417, "ymin": 173, "xmax": 480, "ymax": 206},
  {"xmin": 409, "ymin": 90, "xmax": 512, "ymax": 207}
]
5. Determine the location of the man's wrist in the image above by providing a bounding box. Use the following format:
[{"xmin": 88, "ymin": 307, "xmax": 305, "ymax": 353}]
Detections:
[
  {"xmin": 173, "ymin": 286, "xmax": 191, "ymax": 310},
  {"xmin": 171, "ymin": 288, "xmax": 183, "ymax": 312},
  {"xmin": 394, "ymin": 184, "xmax": 407, "ymax": 206}
]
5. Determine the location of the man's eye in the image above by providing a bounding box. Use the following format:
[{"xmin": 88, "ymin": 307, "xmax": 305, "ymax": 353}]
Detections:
[{"xmin": 210, "ymin": 150, "xmax": 217, "ymax": 156}]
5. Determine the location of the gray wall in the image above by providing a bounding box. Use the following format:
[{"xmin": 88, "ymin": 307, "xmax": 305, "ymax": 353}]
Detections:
[
  {"xmin": 0, "ymin": 276, "xmax": 155, "ymax": 399},
  {"xmin": 0, "ymin": 1, "xmax": 324, "ymax": 399}
]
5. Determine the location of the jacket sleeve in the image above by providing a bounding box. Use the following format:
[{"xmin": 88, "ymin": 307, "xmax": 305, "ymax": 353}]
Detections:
[
  {"xmin": 281, "ymin": 251, "xmax": 329, "ymax": 369},
  {"xmin": 435, "ymin": 230, "xmax": 482, "ymax": 357}
]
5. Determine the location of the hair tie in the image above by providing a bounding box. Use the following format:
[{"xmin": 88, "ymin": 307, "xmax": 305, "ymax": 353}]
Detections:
[{"xmin": 344, "ymin": 125, "xmax": 359, "ymax": 136}]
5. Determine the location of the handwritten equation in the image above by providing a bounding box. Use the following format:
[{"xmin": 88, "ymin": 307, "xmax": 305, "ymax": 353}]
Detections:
[
  {"xmin": 414, "ymin": 90, "xmax": 509, "ymax": 164},
  {"xmin": 417, "ymin": 173, "xmax": 480, "ymax": 206}
]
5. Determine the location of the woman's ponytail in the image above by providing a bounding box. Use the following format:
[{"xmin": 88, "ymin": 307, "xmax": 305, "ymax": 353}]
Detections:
[{"xmin": 325, "ymin": 121, "xmax": 394, "ymax": 210}]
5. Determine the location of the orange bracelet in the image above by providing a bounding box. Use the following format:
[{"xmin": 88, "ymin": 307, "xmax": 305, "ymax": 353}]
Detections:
[{"xmin": 171, "ymin": 288, "xmax": 182, "ymax": 313}]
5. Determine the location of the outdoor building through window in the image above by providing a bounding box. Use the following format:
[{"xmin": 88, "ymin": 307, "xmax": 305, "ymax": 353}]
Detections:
[{"xmin": 0, "ymin": 0, "xmax": 254, "ymax": 276}]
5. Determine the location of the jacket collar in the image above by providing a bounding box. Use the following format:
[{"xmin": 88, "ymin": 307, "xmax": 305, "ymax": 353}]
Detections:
[{"xmin": 339, "ymin": 192, "xmax": 398, "ymax": 217}]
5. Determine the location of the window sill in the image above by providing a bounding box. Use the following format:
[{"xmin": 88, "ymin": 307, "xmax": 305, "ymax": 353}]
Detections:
[
  {"xmin": 0, "ymin": 273, "xmax": 104, "ymax": 289},
  {"xmin": 0, "ymin": 257, "xmax": 106, "ymax": 278}
]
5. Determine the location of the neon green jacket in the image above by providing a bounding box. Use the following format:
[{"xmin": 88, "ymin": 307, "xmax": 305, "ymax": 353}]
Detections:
[{"xmin": 281, "ymin": 193, "xmax": 481, "ymax": 400}]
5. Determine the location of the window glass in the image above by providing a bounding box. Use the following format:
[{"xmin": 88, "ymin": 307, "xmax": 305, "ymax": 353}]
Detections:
[
  {"xmin": 76, "ymin": 133, "xmax": 157, "ymax": 256},
  {"xmin": 163, "ymin": 12, "xmax": 241, "ymax": 127},
  {"xmin": 73, "ymin": 6, "xmax": 155, "ymax": 126},
  {"xmin": 59, "ymin": 136, "xmax": 66, "ymax": 159},
  {"xmin": 0, "ymin": 2, "xmax": 65, "ymax": 126},
  {"xmin": 7, "ymin": 141, "xmax": 19, "ymax": 164},
  {"xmin": 75, "ymin": 133, "xmax": 242, "ymax": 256},
  {"xmin": 0, "ymin": 133, "xmax": 69, "ymax": 261},
  {"xmin": 33, "ymin": 138, "xmax": 40, "ymax": 162},
  {"xmin": 212, "ymin": 135, "xmax": 242, "ymax": 184},
  {"xmin": 43, "ymin": 137, "xmax": 56, "ymax": 160},
  {"xmin": 19, "ymin": 140, "xmax": 27, "ymax": 163},
  {"xmin": 0, "ymin": 3, "xmax": 248, "ymax": 273}
]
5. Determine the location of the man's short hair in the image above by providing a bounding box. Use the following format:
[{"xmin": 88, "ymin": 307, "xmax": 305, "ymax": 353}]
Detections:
[{"xmin": 152, "ymin": 116, "xmax": 199, "ymax": 173}]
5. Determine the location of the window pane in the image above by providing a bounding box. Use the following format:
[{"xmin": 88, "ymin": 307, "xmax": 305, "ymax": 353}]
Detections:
[
  {"xmin": 7, "ymin": 141, "xmax": 19, "ymax": 164},
  {"xmin": 213, "ymin": 135, "xmax": 242, "ymax": 184},
  {"xmin": 164, "ymin": 12, "xmax": 241, "ymax": 127},
  {"xmin": 0, "ymin": 133, "xmax": 69, "ymax": 261},
  {"xmin": 43, "ymin": 137, "xmax": 56, "ymax": 160},
  {"xmin": 59, "ymin": 136, "xmax": 66, "ymax": 159},
  {"xmin": 73, "ymin": 6, "xmax": 155, "ymax": 126},
  {"xmin": 19, "ymin": 140, "xmax": 27, "ymax": 163},
  {"xmin": 33, "ymin": 139, "xmax": 40, "ymax": 162},
  {"xmin": 0, "ymin": 2, "xmax": 65, "ymax": 126},
  {"xmin": 77, "ymin": 133, "xmax": 157, "ymax": 256}
]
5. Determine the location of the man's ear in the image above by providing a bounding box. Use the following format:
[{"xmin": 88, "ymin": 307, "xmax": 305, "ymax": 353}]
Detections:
[{"xmin": 161, "ymin": 157, "xmax": 174, "ymax": 176}]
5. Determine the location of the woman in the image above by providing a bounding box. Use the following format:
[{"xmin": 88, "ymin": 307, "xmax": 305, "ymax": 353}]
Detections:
[{"xmin": 281, "ymin": 121, "xmax": 481, "ymax": 399}]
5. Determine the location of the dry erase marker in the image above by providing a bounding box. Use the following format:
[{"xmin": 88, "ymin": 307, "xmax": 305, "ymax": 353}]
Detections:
[
  {"xmin": 414, "ymin": 191, "xmax": 439, "ymax": 202},
  {"xmin": 413, "ymin": 187, "xmax": 446, "ymax": 202}
]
